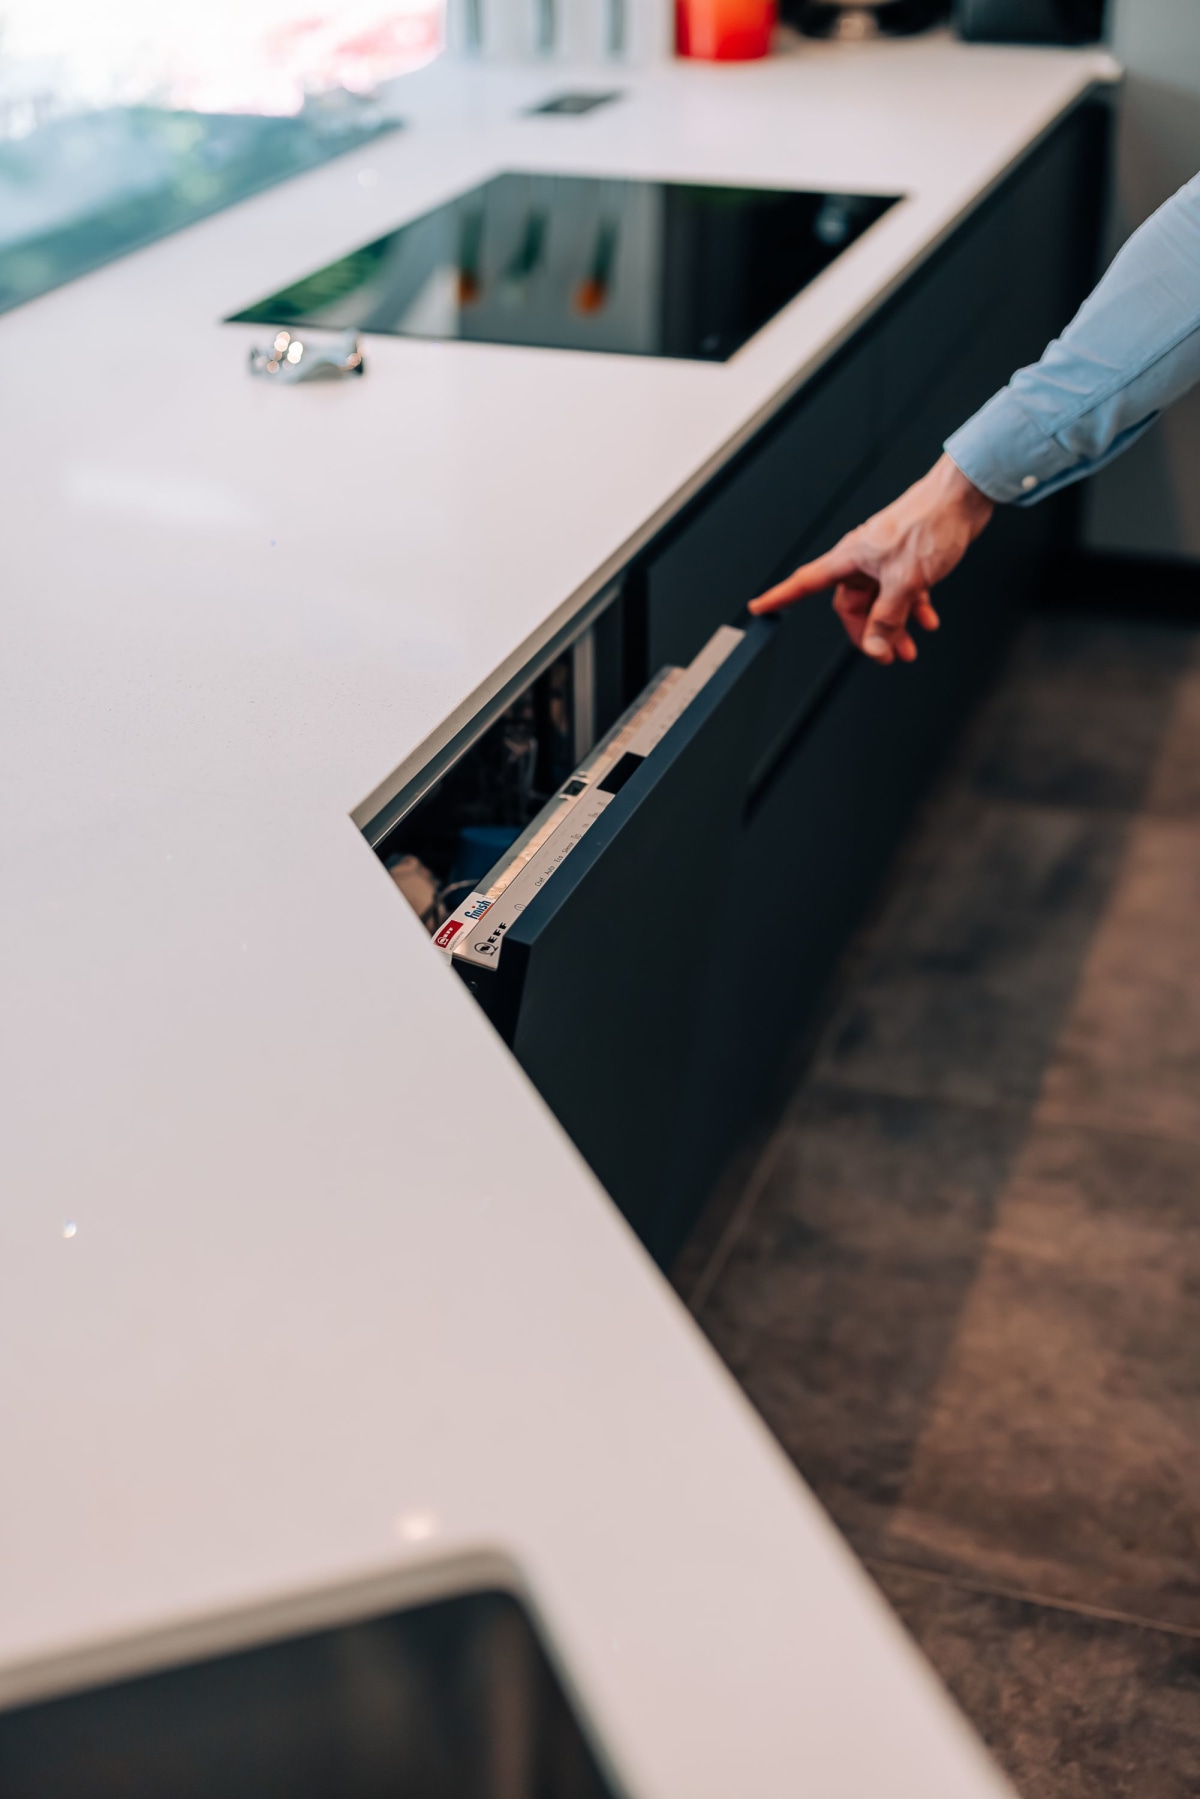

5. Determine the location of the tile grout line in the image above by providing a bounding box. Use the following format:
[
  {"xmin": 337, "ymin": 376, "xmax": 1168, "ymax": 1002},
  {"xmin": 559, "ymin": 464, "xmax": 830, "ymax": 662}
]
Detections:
[
  {"xmin": 863, "ymin": 1553, "xmax": 1200, "ymax": 1644},
  {"xmin": 684, "ymin": 1071, "xmax": 1200, "ymax": 1320},
  {"xmin": 809, "ymin": 1072, "xmax": 1200, "ymax": 1158},
  {"xmin": 1034, "ymin": 1104, "xmax": 1200, "ymax": 1155}
]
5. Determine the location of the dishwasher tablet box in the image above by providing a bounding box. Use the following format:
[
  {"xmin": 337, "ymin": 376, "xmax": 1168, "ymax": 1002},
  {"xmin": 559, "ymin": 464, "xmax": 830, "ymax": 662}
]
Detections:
[{"xmin": 450, "ymin": 623, "xmax": 744, "ymax": 989}]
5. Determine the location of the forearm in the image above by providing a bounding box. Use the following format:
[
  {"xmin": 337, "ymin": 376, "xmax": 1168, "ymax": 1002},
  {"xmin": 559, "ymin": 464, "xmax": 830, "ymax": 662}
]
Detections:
[{"xmin": 947, "ymin": 171, "xmax": 1200, "ymax": 505}]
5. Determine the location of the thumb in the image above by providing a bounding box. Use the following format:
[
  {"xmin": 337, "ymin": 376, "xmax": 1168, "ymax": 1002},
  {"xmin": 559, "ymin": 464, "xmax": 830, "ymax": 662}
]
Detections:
[{"xmin": 749, "ymin": 541, "xmax": 866, "ymax": 616}]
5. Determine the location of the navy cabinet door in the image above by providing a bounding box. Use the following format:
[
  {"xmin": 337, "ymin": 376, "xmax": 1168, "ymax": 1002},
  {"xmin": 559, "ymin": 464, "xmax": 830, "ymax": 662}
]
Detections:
[{"xmin": 458, "ymin": 622, "xmax": 778, "ymax": 1254}]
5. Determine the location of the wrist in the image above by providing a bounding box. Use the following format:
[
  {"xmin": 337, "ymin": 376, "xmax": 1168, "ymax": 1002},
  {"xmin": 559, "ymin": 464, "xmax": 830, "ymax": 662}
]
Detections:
[{"xmin": 932, "ymin": 453, "xmax": 994, "ymax": 532}]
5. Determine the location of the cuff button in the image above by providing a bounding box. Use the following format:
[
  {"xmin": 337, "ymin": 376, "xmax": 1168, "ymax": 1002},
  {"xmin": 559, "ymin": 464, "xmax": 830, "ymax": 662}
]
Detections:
[{"xmin": 1021, "ymin": 474, "xmax": 1038, "ymax": 492}]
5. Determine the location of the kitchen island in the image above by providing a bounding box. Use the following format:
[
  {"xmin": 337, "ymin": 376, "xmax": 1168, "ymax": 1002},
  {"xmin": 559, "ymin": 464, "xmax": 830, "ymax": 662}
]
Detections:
[{"xmin": 0, "ymin": 33, "xmax": 1115, "ymax": 1797}]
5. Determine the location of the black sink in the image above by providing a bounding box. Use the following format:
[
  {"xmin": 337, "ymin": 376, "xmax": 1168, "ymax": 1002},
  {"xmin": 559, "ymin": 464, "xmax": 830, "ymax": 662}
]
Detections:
[{"xmin": 0, "ymin": 1587, "xmax": 617, "ymax": 1798}]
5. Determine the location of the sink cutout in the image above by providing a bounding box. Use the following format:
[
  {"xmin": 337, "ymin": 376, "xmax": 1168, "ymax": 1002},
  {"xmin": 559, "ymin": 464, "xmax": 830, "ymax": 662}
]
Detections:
[{"xmin": 0, "ymin": 1587, "xmax": 618, "ymax": 1797}]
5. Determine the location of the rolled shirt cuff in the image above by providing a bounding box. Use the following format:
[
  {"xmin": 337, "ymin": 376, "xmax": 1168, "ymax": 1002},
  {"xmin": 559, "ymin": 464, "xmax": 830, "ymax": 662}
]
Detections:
[
  {"xmin": 944, "ymin": 387, "xmax": 1083, "ymax": 505},
  {"xmin": 945, "ymin": 387, "xmax": 1163, "ymax": 508}
]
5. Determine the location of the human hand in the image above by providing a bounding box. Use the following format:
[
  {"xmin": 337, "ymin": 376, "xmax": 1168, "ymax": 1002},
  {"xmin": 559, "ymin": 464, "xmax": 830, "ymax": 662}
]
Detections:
[{"xmin": 748, "ymin": 454, "xmax": 995, "ymax": 665}]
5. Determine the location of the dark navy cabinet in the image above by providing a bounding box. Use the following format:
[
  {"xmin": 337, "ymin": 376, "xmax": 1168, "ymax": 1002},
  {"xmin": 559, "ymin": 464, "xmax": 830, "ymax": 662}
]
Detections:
[
  {"xmin": 621, "ymin": 104, "xmax": 1107, "ymax": 1261},
  {"xmin": 385, "ymin": 98, "xmax": 1108, "ymax": 1266}
]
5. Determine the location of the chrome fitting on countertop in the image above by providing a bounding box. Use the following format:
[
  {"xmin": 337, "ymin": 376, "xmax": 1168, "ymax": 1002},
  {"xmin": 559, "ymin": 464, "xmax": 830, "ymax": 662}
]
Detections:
[{"xmin": 248, "ymin": 328, "xmax": 364, "ymax": 383}]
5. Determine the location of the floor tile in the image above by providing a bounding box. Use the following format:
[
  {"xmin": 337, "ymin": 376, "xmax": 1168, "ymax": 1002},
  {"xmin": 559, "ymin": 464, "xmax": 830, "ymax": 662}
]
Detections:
[
  {"xmin": 813, "ymin": 798, "xmax": 1128, "ymax": 1109},
  {"xmin": 886, "ymin": 1123, "xmax": 1200, "ymax": 1630},
  {"xmin": 686, "ymin": 612, "xmax": 1200, "ymax": 1790},
  {"xmin": 964, "ymin": 617, "xmax": 1193, "ymax": 815},
  {"xmin": 873, "ymin": 1566, "xmax": 1200, "ymax": 1799},
  {"xmin": 695, "ymin": 1086, "xmax": 1023, "ymax": 1549},
  {"xmin": 1040, "ymin": 817, "xmax": 1200, "ymax": 1143},
  {"xmin": 1145, "ymin": 655, "xmax": 1200, "ymax": 821}
]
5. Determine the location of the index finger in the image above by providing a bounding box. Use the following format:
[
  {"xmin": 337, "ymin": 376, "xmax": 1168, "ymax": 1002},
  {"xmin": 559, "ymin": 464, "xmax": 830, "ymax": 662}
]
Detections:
[{"xmin": 749, "ymin": 543, "xmax": 864, "ymax": 616}]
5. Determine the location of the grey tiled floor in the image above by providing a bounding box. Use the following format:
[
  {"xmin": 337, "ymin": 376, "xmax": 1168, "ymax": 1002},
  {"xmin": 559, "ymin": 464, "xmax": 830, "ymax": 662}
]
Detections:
[{"xmin": 677, "ymin": 614, "xmax": 1200, "ymax": 1799}]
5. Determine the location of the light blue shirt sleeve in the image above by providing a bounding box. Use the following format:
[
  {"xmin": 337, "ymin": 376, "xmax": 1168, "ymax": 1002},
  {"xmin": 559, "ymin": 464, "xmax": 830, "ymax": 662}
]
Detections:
[{"xmin": 945, "ymin": 171, "xmax": 1200, "ymax": 506}]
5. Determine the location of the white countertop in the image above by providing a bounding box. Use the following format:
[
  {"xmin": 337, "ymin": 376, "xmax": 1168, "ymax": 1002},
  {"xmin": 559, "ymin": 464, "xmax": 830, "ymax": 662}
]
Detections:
[{"xmin": 0, "ymin": 33, "xmax": 1114, "ymax": 1796}]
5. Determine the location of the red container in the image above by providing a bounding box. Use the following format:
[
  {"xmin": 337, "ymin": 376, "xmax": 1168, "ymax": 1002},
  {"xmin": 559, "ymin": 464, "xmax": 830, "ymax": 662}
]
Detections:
[{"xmin": 676, "ymin": 0, "xmax": 775, "ymax": 59}]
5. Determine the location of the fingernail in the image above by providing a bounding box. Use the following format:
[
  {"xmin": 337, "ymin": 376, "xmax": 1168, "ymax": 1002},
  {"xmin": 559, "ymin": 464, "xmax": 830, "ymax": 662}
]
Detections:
[{"xmin": 864, "ymin": 633, "xmax": 887, "ymax": 656}]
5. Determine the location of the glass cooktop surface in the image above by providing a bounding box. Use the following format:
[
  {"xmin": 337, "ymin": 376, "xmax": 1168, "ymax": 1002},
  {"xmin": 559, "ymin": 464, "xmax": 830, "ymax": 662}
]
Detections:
[{"xmin": 229, "ymin": 172, "xmax": 900, "ymax": 361}]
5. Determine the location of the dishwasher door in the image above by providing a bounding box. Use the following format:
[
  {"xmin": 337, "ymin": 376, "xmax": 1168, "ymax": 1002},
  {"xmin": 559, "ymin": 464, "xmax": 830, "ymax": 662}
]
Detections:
[{"xmin": 455, "ymin": 619, "xmax": 777, "ymax": 1259}]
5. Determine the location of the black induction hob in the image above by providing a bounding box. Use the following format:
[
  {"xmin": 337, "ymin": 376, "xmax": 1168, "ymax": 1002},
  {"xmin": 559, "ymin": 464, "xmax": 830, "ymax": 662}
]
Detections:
[{"xmin": 229, "ymin": 172, "xmax": 900, "ymax": 362}]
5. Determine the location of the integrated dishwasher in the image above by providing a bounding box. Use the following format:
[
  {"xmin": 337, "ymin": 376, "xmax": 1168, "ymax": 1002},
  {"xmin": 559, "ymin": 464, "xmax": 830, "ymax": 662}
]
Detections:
[{"xmin": 369, "ymin": 590, "xmax": 786, "ymax": 1258}]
